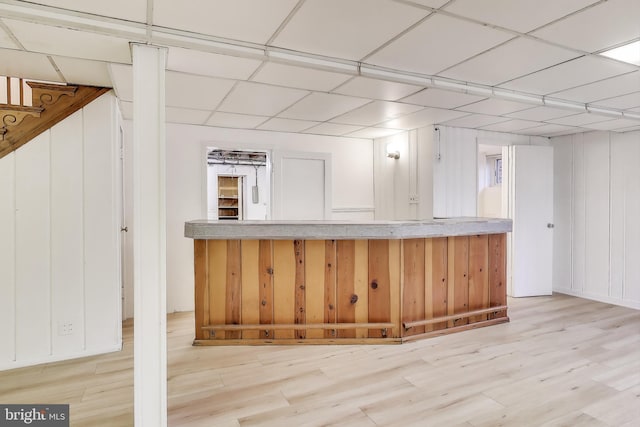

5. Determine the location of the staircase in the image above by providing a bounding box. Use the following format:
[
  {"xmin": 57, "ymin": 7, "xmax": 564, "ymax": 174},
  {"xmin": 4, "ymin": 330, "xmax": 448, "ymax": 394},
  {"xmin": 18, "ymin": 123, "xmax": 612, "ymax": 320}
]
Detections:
[{"xmin": 0, "ymin": 77, "xmax": 110, "ymax": 159}]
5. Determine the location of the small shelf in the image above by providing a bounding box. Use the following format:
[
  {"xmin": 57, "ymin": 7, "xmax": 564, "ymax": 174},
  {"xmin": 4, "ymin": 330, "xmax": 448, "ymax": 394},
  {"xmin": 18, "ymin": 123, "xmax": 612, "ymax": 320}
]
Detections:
[{"xmin": 217, "ymin": 175, "xmax": 242, "ymax": 220}]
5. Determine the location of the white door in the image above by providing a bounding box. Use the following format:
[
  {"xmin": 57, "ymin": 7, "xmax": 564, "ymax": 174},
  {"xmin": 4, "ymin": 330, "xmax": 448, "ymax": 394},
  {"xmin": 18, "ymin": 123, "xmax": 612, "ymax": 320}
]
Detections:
[
  {"xmin": 503, "ymin": 145, "xmax": 554, "ymax": 297},
  {"xmin": 272, "ymin": 151, "xmax": 331, "ymax": 220}
]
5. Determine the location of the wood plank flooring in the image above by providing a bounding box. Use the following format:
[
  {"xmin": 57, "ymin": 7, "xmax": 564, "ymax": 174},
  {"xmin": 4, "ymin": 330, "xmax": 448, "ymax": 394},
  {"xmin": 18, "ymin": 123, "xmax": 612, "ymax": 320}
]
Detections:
[{"xmin": 1, "ymin": 294, "xmax": 639, "ymax": 426}]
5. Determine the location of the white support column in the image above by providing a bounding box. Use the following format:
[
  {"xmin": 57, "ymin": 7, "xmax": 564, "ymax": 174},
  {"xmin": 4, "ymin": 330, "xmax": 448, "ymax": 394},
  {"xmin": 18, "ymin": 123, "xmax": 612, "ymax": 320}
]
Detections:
[{"xmin": 132, "ymin": 43, "xmax": 167, "ymax": 427}]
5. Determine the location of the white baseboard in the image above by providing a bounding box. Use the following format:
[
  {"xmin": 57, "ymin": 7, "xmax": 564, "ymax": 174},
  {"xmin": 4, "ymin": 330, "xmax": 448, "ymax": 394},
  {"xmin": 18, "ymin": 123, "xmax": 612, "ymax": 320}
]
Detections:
[
  {"xmin": 554, "ymin": 288, "xmax": 640, "ymax": 310},
  {"xmin": 0, "ymin": 343, "xmax": 123, "ymax": 372}
]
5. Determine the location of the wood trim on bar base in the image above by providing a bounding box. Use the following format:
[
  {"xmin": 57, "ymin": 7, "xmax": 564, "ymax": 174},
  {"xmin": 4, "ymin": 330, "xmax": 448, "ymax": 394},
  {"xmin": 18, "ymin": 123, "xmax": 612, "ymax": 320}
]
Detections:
[
  {"xmin": 202, "ymin": 322, "xmax": 395, "ymax": 331},
  {"xmin": 401, "ymin": 317, "xmax": 510, "ymax": 343},
  {"xmin": 403, "ymin": 306, "xmax": 508, "ymax": 330},
  {"xmin": 194, "ymin": 337, "xmax": 402, "ymax": 346}
]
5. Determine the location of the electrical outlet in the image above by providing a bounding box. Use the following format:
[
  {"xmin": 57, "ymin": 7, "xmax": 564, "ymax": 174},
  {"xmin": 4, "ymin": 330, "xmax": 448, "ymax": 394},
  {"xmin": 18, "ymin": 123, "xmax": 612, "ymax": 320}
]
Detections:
[
  {"xmin": 58, "ymin": 321, "xmax": 73, "ymax": 336},
  {"xmin": 409, "ymin": 195, "xmax": 419, "ymax": 204}
]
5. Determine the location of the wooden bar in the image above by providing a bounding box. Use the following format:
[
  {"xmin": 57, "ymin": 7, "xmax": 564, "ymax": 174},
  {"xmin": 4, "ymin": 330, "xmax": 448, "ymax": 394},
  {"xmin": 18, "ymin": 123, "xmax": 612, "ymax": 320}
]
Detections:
[{"xmin": 186, "ymin": 219, "xmax": 511, "ymax": 345}]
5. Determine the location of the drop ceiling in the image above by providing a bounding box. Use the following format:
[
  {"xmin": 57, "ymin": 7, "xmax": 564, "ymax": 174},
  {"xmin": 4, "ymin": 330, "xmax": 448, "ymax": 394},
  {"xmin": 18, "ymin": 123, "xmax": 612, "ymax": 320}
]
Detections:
[{"xmin": 1, "ymin": 0, "xmax": 639, "ymax": 138}]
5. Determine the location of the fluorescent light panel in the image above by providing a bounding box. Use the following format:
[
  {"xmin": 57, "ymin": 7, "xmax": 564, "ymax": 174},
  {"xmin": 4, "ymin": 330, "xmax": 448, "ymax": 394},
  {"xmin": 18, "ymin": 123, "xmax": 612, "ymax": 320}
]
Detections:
[{"xmin": 600, "ymin": 40, "xmax": 640, "ymax": 66}]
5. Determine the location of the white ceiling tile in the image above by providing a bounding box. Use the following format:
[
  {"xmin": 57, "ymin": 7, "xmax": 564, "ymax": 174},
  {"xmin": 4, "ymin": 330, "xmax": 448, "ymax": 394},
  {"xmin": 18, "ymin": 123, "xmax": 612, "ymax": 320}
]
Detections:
[
  {"xmin": 581, "ymin": 118, "xmax": 640, "ymax": 131},
  {"xmin": 302, "ymin": 122, "xmax": 365, "ymax": 136},
  {"xmin": 332, "ymin": 101, "xmax": 423, "ymax": 126},
  {"xmin": 24, "ymin": 0, "xmax": 147, "ymax": 22},
  {"xmin": 252, "ymin": 62, "xmax": 351, "ymax": 91},
  {"xmin": 153, "ymin": 0, "xmax": 298, "ymax": 44},
  {"xmin": 404, "ymin": 0, "xmax": 450, "ymax": 9},
  {"xmin": 519, "ymin": 124, "xmax": 581, "ymax": 136},
  {"xmin": 440, "ymin": 37, "xmax": 579, "ymax": 86},
  {"xmin": 367, "ymin": 14, "xmax": 512, "ymax": 75},
  {"xmin": 166, "ymin": 72, "xmax": 235, "ymax": 110},
  {"xmin": 167, "ymin": 47, "xmax": 262, "ymax": 80},
  {"xmin": 218, "ymin": 81, "xmax": 309, "ymax": 116},
  {"xmin": 630, "ymin": 107, "xmax": 640, "ymax": 113},
  {"xmin": 257, "ymin": 118, "xmax": 319, "ymax": 132},
  {"xmin": 0, "ymin": 49, "xmax": 62, "ymax": 81},
  {"xmin": 479, "ymin": 119, "xmax": 544, "ymax": 133},
  {"xmin": 400, "ymin": 88, "xmax": 486, "ymax": 109},
  {"xmin": 0, "ymin": 29, "xmax": 17, "ymax": 49},
  {"xmin": 444, "ymin": 0, "xmax": 599, "ymax": 33},
  {"xmin": 119, "ymin": 101, "xmax": 132, "ymax": 120},
  {"xmin": 500, "ymin": 56, "xmax": 636, "ymax": 95},
  {"xmin": 458, "ymin": 98, "xmax": 534, "ymax": 115},
  {"xmin": 273, "ymin": 0, "xmax": 428, "ymax": 60},
  {"xmin": 616, "ymin": 125, "xmax": 640, "ymax": 132},
  {"xmin": 547, "ymin": 113, "xmax": 613, "ymax": 126},
  {"xmin": 506, "ymin": 106, "xmax": 577, "ymax": 121},
  {"xmin": 206, "ymin": 112, "xmax": 268, "ymax": 129},
  {"xmin": 109, "ymin": 63, "xmax": 132, "ymax": 101},
  {"xmin": 279, "ymin": 93, "xmax": 370, "ymax": 121},
  {"xmin": 52, "ymin": 57, "xmax": 112, "ymax": 87},
  {"xmin": 550, "ymin": 71, "xmax": 640, "ymax": 103},
  {"xmin": 347, "ymin": 127, "xmax": 405, "ymax": 139},
  {"xmin": 4, "ymin": 19, "xmax": 131, "ymax": 63},
  {"xmin": 590, "ymin": 92, "xmax": 640, "ymax": 110},
  {"xmin": 380, "ymin": 108, "xmax": 470, "ymax": 129},
  {"xmin": 442, "ymin": 114, "xmax": 511, "ymax": 128},
  {"xmin": 333, "ymin": 77, "xmax": 423, "ymax": 101},
  {"xmin": 166, "ymin": 107, "xmax": 211, "ymax": 125},
  {"xmin": 532, "ymin": 0, "xmax": 640, "ymax": 52}
]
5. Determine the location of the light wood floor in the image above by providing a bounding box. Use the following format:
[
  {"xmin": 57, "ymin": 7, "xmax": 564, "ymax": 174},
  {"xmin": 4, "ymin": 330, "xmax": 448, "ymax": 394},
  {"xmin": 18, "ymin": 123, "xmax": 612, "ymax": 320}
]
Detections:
[{"xmin": 1, "ymin": 294, "xmax": 639, "ymax": 426}]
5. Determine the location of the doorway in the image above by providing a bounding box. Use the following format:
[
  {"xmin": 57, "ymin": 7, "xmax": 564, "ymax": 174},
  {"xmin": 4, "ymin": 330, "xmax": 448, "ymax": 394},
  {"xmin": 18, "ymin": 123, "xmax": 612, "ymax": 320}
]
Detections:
[{"xmin": 207, "ymin": 149, "xmax": 269, "ymax": 220}]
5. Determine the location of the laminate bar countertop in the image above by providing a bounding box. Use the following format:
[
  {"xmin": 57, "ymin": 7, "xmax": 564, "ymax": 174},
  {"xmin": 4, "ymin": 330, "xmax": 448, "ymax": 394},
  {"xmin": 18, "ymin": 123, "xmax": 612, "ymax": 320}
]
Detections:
[{"xmin": 184, "ymin": 217, "xmax": 512, "ymax": 240}]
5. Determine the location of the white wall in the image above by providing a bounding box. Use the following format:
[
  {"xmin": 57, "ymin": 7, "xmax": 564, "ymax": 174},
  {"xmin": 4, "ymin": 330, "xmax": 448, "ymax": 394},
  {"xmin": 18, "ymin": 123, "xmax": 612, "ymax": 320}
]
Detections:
[
  {"xmin": 374, "ymin": 127, "xmax": 433, "ymax": 220},
  {"xmin": 553, "ymin": 130, "xmax": 640, "ymax": 309},
  {"xmin": 120, "ymin": 123, "xmax": 375, "ymax": 316},
  {"xmin": 0, "ymin": 92, "xmax": 122, "ymax": 370}
]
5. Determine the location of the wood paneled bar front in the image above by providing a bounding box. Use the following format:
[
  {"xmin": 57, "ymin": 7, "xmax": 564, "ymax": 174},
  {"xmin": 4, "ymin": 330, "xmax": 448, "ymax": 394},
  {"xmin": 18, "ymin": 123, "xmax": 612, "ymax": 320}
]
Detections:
[{"xmin": 184, "ymin": 218, "xmax": 512, "ymax": 345}]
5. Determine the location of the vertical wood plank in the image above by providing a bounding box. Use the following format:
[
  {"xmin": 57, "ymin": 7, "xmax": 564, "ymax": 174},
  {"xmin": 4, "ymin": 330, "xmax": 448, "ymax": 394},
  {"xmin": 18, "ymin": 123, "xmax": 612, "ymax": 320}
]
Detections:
[
  {"xmin": 259, "ymin": 240, "xmax": 274, "ymax": 339},
  {"xmin": 336, "ymin": 240, "xmax": 356, "ymax": 338},
  {"xmin": 368, "ymin": 240, "xmax": 390, "ymax": 338},
  {"xmin": 208, "ymin": 240, "xmax": 227, "ymax": 340},
  {"xmin": 448, "ymin": 236, "xmax": 469, "ymax": 327},
  {"xmin": 305, "ymin": 241, "xmax": 325, "ymax": 339},
  {"xmin": 273, "ymin": 240, "xmax": 295, "ymax": 339},
  {"xmin": 354, "ymin": 240, "xmax": 369, "ymax": 338},
  {"xmin": 489, "ymin": 233, "xmax": 508, "ymax": 319},
  {"xmin": 389, "ymin": 240, "xmax": 401, "ymax": 338},
  {"xmin": 225, "ymin": 240, "xmax": 242, "ymax": 339},
  {"xmin": 294, "ymin": 240, "xmax": 306, "ymax": 339},
  {"xmin": 430, "ymin": 238, "xmax": 448, "ymax": 331},
  {"xmin": 468, "ymin": 235, "xmax": 489, "ymax": 323},
  {"xmin": 194, "ymin": 240, "xmax": 208, "ymax": 340},
  {"xmin": 241, "ymin": 240, "xmax": 260, "ymax": 339},
  {"xmin": 324, "ymin": 240, "xmax": 337, "ymax": 338},
  {"xmin": 403, "ymin": 239, "xmax": 425, "ymax": 336}
]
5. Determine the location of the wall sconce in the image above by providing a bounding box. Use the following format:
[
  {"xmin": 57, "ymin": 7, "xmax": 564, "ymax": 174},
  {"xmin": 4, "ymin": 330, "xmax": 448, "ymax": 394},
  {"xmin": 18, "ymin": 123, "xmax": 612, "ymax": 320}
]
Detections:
[{"xmin": 386, "ymin": 143, "xmax": 400, "ymax": 159}]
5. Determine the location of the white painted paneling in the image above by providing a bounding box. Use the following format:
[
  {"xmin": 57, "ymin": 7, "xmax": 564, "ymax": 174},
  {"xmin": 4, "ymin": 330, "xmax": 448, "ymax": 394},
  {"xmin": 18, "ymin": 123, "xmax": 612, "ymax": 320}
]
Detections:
[
  {"xmin": 571, "ymin": 135, "xmax": 586, "ymax": 293},
  {"xmin": 0, "ymin": 153, "xmax": 16, "ymax": 363},
  {"xmin": 50, "ymin": 111, "xmax": 85, "ymax": 355},
  {"xmin": 552, "ymin": 130, "xmax": 640, "ymax": 309},
  {"xmin": 583, "ymin": 133, "xmax": 611, "ymax": 297},
  {"xmin": 611, "ymin": 132, "xmax": 640, "ymax": 303},
  {"xmin": 552, "ymin": 137, "xmax": 573, "ymax": 292},
  {"xmin": 433, "ymin": 126, "xmax": 478, "ymax": 217},
  {"xmin": 15, "ymin": 133, "xmax": 51, "ymax": 361},
  {"xmin": 83, "ymin": 94, "xmax": 120, "ymax": 351}
]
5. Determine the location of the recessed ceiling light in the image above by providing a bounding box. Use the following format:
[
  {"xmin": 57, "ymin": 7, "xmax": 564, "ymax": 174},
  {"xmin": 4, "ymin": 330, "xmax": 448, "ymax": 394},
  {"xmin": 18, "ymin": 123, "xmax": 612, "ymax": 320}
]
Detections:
[{"xmin": 600, "ymin": 40, "xmax": 640, "ymax": 66}]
